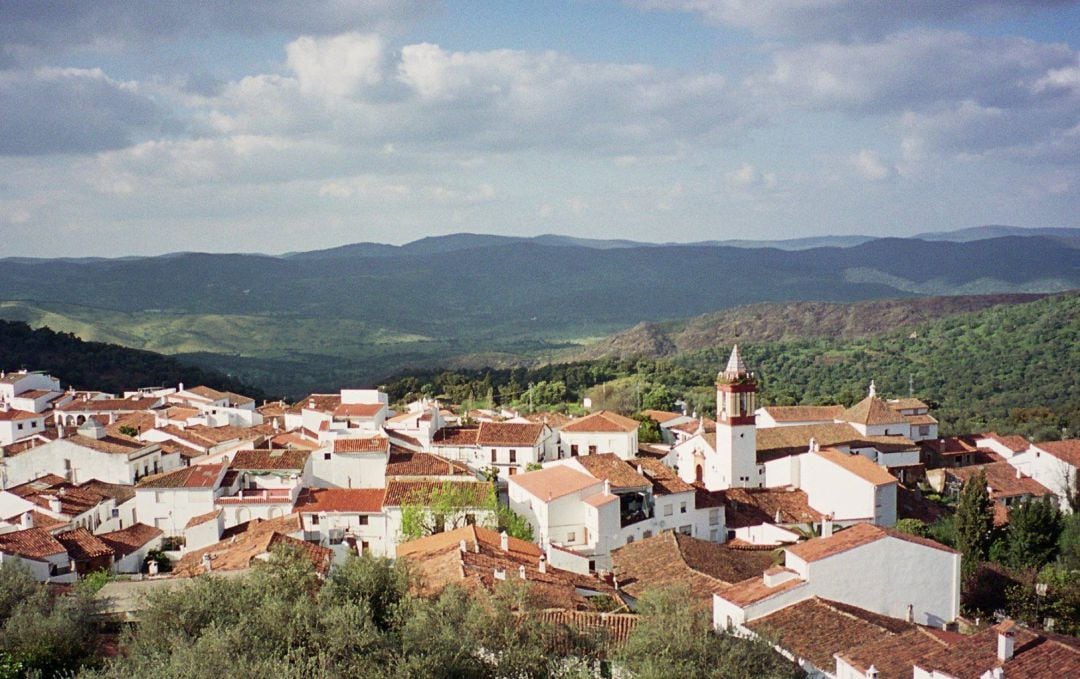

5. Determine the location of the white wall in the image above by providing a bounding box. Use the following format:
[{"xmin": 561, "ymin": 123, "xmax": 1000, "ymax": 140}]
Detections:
[
  {"xmin": 1011, "ymin": 447, "xmax": 1076, "ymax": 512},
  {"xmin": 800, "ymin": 452, "xmax": 891, "ymax": 524},
  {"xmin": 559, "ymin": 430, "xmax": 637, "ymax": 460},
  {"xmin": 1, "ymin": 438, "xmax": 169, "ymax": 487},
  {"xmin": 134, "ymin": 487, "xmax": 217, "ymax": 536},
  {"xmin": 300, "ymin": 511, "xmax": 390, "ymax": 557}
]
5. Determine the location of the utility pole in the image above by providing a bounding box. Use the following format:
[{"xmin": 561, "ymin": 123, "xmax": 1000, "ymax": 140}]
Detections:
[{"xmin": 909, "ymin": 373, "xmax": 914, "ymax": 398}]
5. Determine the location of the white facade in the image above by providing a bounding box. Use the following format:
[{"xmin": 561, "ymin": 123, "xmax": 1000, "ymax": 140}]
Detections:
[
  {"xmin": 559, "ymin": 429, "xmax": 637, "ymax": 460},
  {"xmin": 135, "ymin": 483, "xmax": 221, "ymax": 537},
  {"xmin": 0, "ymin": 409, "xmax": 47, "ymax": 446},
  {"xmin": 1009, "ymin": 442, "xmax": 1078, "ymax": 512},
  {"xmin": 1, "ymin": 436, "xmax": 175, "ymax": 488},
  {"xmin": 799, "ymin": 452, "xmax": 898, "ymax": 526}
]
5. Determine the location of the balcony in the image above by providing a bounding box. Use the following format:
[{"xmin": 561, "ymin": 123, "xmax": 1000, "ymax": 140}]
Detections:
[{"xmin": 216, "ymin": 487, "xmax": 297, "ymax": 505}]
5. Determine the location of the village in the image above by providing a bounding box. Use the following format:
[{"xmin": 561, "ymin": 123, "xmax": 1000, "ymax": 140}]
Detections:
[{"xmin": 1, "ymin": 346, "xmax": 1078, "ymax": 678}]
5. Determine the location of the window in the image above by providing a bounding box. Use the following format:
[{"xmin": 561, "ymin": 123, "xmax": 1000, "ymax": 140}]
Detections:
[
  {"xmin": 709, "ymin": 508, "xmax": 720, "ymax": 526},
  {"xmin": 16, "ymin": 423, "xmax": 22, "ymax": 430},
  {"xmin": 323, "ymin": 452, "xmax": 331, "ymax": 461},
  {"xmin": 155, "ymin": 491, "xmax": 164, "ymax": 503},
  {"xmin": 919, "ymin": 426, "xmax": 930, "ymax": 436},
  {"xmin": 570, "ymin": 444, "xmax": 579, "ymax": 457},
  {"xmin": 491, "ymin": 449, "xmax": 497, "ymax": 463},
  {"xmin": 680, "ymin": 501, "xmax": 687, "ymax": 514},
  {"xmin": 311, "ymin": 515, "xmax": 320, "ymax": 526},
  {"xmin": 663, "ymin": 504, "xmax": 673, "ymax": 517},
  {"xmin": 679, "ymin": 525, "xmax": 692, "ymax": 536},
  {"xmin": 509, "ymin": 449, "xmax": 517, "ymax": 463},
  {"xmin": 588, "ymin": 445, "xmax": 597, "ymax": 455},
  {"xmin": 361, "ymin": 541, "xmax": 370, "ymax": 554},
  {"xmin": 642, "ymin": 530, "xmax": 652, "ymax": 539},
  {"xmin": 567, "ymin": 531, "xmax": 576, "ymax": 543},
  {"xmin": 465, "ymin": 513, "xmax": 476, "ymax": 525},
  {"xmin": 358, "ymin": 515, "xmax": 369, "ymax": 525},
  {"xmin": 508, "ymin": 467, "xmax": 517, "ymax": 476},
  {"xmin": 626, "ymin": 535, "xmax": 634, "ymax": 544}
]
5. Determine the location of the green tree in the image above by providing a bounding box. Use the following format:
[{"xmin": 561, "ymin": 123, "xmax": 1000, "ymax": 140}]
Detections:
[
  {"xmin": 617, "ymin": 587, "xmax": 800, "ymax": 679},
  {"xmin": 1003, "ymin": 498, "xmax": 1062, "ymax": 570},
  {"xmin": 635, "ymin": 415, "xmax": 662, "ymax": 444},
  {"xmin": 955, "ymin": 470, "xmax": 994, "ymax": 576},
  {"xmin": 894, "ymin": 518, "xmax": 930, "ymax": 538}
]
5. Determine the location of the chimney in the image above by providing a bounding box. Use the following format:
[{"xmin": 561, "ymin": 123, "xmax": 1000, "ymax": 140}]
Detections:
[
  {"xmin": 821, "ymin": 515, "xmax": 833, "ymax": 538},
  {"xmin": 202, "ymin": 553, "xmax": 213, "ymax": 572},
  {"xmin": 1016, "ymin": 467, "xmax": 1022, "ymax": 480},
  {"xmin": 866, "ymin": 666, "xmax": 879, "ymax": 679},
  {"xmin": 774, "ymin": 509, "xmax": 783, "ymax": 523},
  {"xmin": 459, "ymin": 539, "xmax": 467, "ymax": 553},
  {"xmin": 995, "ymin": 620, "xmax": 1016, "ymax": 662},
  {"xmin": 518, "ymin": 564, "xmax": 527, "ymax": 580},
  {"xmin": 604, "ymin": 479, "xmax": 611, "ymax": 496},
  {"xmin": 500, "ymin": 530, "xmax": 509, "ymax": 552},
  {"xmin": 148, "ymin": 559, "xmax": 159, "ymax": 576},
  {"xmin": 309, "ymin": 399, "xmax": 316, "ymax": 409},
  {"xmin": 48, "ymin": 496, "xmax": 63, "ymax": 514},
  {"xmin": 808, "ymin": 437, "xmax": 818, "ymax": 454},
  {"xmin": 178, "ymin": 382, "xmax": 184, "ymax": 393},
  {"xmin": 538, "ymin": 554, "xmax": 547, "ymax": 574},
  {"xmin": 906, "ymin": 603, "xmax": 914, "ymax": 623},
  {"xmin": 20, "ymin": 511, "xmax": 33, "ymax": 530}
]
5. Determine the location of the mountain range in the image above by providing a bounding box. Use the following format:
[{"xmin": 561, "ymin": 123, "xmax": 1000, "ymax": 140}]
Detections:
[{"xmin": 0, "ymin": 226, "xmax": 1076, "ymax": 396}]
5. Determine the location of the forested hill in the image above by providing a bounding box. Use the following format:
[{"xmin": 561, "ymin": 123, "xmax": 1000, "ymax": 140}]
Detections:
[
  {"xmin": 568, "ymin": 293, "xmax": 1050, "ymax": 361},
  {"xmin": 382, "ymin": 292, "xmax": 1080, "ymax": 440},
  {"xmin": 0, "ymin": 320, "xmax": 264, "ymax": 398}
]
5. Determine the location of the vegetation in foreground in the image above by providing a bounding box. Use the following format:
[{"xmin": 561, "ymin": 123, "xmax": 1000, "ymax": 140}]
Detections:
[{"xmin": 0, "ymin": 550, "xmax": 800, "ymax": 679}]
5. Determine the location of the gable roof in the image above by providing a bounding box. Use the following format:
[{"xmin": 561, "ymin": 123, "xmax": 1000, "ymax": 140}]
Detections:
[
  {"xmin": 786, "ymin": 523, "xmax": 956, "ymax": 564},
  {"xmin": 837, "ymin": 626, "xmax": 955, "ymax": 678},
  {"xmin": 333, "ymin": 436, "xmax": 390, "ymax": 454},
  {"xmin": 914, "ymin": 623, "xmax": 1080, "ymax": 679},
  {"xmin": 476, "ymin": 421, "xmax": 545, "ymax": 447},
  {"xmin": 231, "ymin": 449, "xmax": 311, "ymax": 471},
  {"xmin": 946, "ymin": 461, "xmax": 1054, "ymax": 500},
  {"xmin": 295, "ymin": 488, "xmax": 385, "ymax": 514},
  {"xmin": 173, "ymin": 528, "xmax": 332, "ymax": 578},
  {"xmin": 136, "ymin": 463, "xmax": 224, "ymax": 489},
  {"xmin": 432, "ymin": 426, "xmax": 480, "ymax": 446},
  {"xmin": 839, "ymin": 395, "xmax": 907, "ymax": 427},
  {"xmin": 56, "ymin": 528, "xmax": 114, "ymax": 561},
  {"xmin": 561, "ymin": 410, "xmax": 640, "ymax": 433},
  {"xmin": 382, "ymin": 480, "xmax": 492, "ymax": 507},
  {"xmin": 332, "ymin": 403, "xmax": 384, "ymax": 418},
  {"xmin": 397, "ymin": 524, "xmax": 539, "ymax": 559},
  {"xmin": 0, "ymin": 526, "xmax": 67, "ymax": 560},
  {"xmin": 572, "ymin": 454, "xmax": 651, "ymax": 490},
  {"xmin": 1036, "ymin": 439, "xmax": 1080, "ymax": 467},
  {"xmin": 814, "ymin": 447, "xmax": 898, "ymax": 487},
  {"xmin": 508, "ymin": 465, "xmax": 602, "ymax": 502},
  {"xmin": 385, "ymin": 449, "xmax": 472, "ymax": 477},
  {"xmin": 711, "ymin": 486, "xmax": 823, "ymax": 528},
  {"xmin": 612, "ymin": 531, "xmax": 773, "ymax": 604},
  {"xmin": 760, "ymin": 405, "xmax": 844, "ymax": 423}
]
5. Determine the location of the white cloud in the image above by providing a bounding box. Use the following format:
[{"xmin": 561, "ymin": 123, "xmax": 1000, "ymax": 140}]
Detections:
[
  {"xmin": 850, "ymin": 149, "xmax": 890, "ymax": 181},
  {"xmin": 287, "ymin": 33, "xmax": 385, "ymax": 99}
]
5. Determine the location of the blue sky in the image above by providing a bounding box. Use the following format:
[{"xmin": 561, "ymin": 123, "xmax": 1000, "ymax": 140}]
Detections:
[{"xmin": 1, "ymin": 1, "xmax": 1079, "ymax": 256}]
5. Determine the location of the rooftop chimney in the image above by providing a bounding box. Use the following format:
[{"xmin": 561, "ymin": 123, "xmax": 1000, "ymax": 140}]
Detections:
[
  {"xmin": 906, "ymin": 603, "xmax": 914, "ymax": 623},
  {"xmin": 538, "ymin": 554, "xmax": 547, "ymax": 574},
  {"xmin": 518, "ymin": 564, "xmax": 527, "ymax": 580},
  {"xmin": 604, "ymin": 479, "xmax": 611, "ymax": 496},
  {"xmin": 866, "ymin": 666, "xmax": 879, "ymax": 679},
  {"xmin": 47, "ymin": 496, "xmax": 62, "ymax": 514},
  {"xmin": 774, "ymin": 509, "xmax": 783, "ymax": 523},
  {"xmin": 148, "ymin": 559, "xmax": 159, "ymax": 576},
  {"xmin": 500, "ymin": 530, "xmax": 509, "ymax": 552},
  {"xmin": 821, "ymin": 515, "xmax": 834, "ymax": 538},
  {"xmin": 459, "ymin": 539, "xmax": 467, "ymax": 553},
  {"xmin": 202, "ymin": 553, "xmax": 213, "ymax": 572},
  {"xmin": 995, "ymin": 620, "xmax": 1016, "ymax": 662},
  {"xmin": 20, "ymin": 511, "xmax": 33, "ymax": 530}
]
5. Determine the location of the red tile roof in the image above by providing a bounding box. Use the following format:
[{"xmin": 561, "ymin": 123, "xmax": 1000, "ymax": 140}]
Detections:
[
  {"xmin": 639, "ymin": 409, "xmax": 685, "ymax": 424},
  {"xmin": 815, "ymin": 447, "xmax": 897, "ymax": 487},
  {"xmin": 382, "ymin": 480, "xmax": 492, "ymax": 507},
  {"xmin": 914, "ymin": 623, "xmax": 1080, "ymax": 678},
  {"xmin": 432, "ymin": 426, "xmax": 480, "ymax": 446},
  {"xmin": 184, "ymin": 509, "xmax": 222, "ymax": 530},
  {"xmin": 476, "ymin": 421, "xmax": 545, "ymax": 447},
  {"xmin": 332, "ymin": 403, "xmax": 385, "ymax": 418},
  {"xmin": 287, "ymin": 394, "xmax": 341, "ymax": 414},
  {"xmin": 561, "ymin": 410, "xmax": 640, "ymax": 433},
  {"xmin": 385, "ymin": 449, "xmax": 472, "ymax": 477},
  {"xmin": 136, "ymin": 463, "xmax": 224, "ymax": 489},
  {"xmin": 980, "ymin": 432, "xmax": 1031, "ymax": 453},
  {"xmin": 838, "ymin": 626, "xmax": 953, "ymax": 678},
  {"xmin": 0, "ymin": 408, "xmax": 41, "ymax": 421},
  {"xmin": 761, "ymin": 405, "xmax": 844, "ymax": 423},
  {"xmin": 0, "ymin": 527, "xmax": 67, "ymax": 560},
  {"xmin": 946, "ymin": 461, "xmax": 1053, "ymax": 500},
  {"xmin": 786, "ymin": 523, "xmax": 956, "ymax": 564},
  {"xmin": 716, "ymin": 571, "xmax": 808, "ymax": 606},
  {"xmin": 573, "ymin": 454, "xmax": 651, "ymax": 490},
  {"xmin": 56, "ymin": 528, "xmax": 114, "ymax": 561},
  {"xmin": 839, "ymin": 396, "xmax": 907, "ymax": 426},
  {"xmin": 1036, "ymin": 439, "xmax": 1080, "ymax": 467},
  {"xmin": 711, "ymin": 486, "xmax": 823, "ymax": 528},
  {"xmin": 231, "ymin": 449, "xmax": 311, "ymax": 470},
  {"xmin": 295, "ymin": 488, "xmax": 385, "ymax": 513},
  {"xmin": 333, "ymin": 436, "xmax": 390, "ymax": 454},
  {"xmin": 57, "ymin": 396, "xmax": 160, "ymax": 412},
  {"xmin": 508, "ymin": 465, "xmax": 601, "ymax": 501}
]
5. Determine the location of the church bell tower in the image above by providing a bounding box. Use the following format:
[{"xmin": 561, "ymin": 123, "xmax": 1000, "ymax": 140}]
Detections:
[{"xmin": 716, "ymin": 345, "xmax": 759, "ymax": 488}]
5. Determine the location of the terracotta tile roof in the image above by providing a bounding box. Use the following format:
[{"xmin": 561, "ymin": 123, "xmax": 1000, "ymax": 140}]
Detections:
[
  {"xmin": 186, "ymin": 386, "xmax": 227, "ymax": 401},
  {"xmin": 946, "ymin": 461, "xmax": 1053, "ymax": 500},
  {"xmin": 231, "ymin": 449, "xmax": 311, "ymax": 470},
  {"xmin": 184, "ymin": 509, "xmax": 222, "ymax": 530},
  {"xmin": 220, "ymin": 513, "xmax": 302, "ymax": 540},
  {"xmin": 508, "ymin": 465, "xmax": 602, "ymax": 502},
  {"xmin": 573, "ymin": 454, "xmax": 651, "ymax": 490},
  {"xmin": 173, "ymin": 529, "xmax": 332, "ymax": 578},
  {"xmin": 157, "ymin": 440, "xmax": 204, "ymax": 459},
  {"xmin": 612, "ymin": 531, "xmax": 773, "ymax": 603},
  {"xmin": 222, "ymin": 391, "xmax": 254, "ymax": 406},
  {"xmin": 903, "ymin": 413, "xmax": 938, "ymax": 426},
  {"xmin": 332, "ymin": 403, "xmax": 385, "ymax": 418},
  {"xmin": 760, "ymin": 405, "xmax": 844, "ymax": 423},
  {"xmin": 295, "ymin": 488, "xmax": 385, "ymax": 513},
  {"xmin": 0, "ymin": 407, "xmax": 41, "ymax": 421},
  {"xmin": 57, "ymin": 396, "xmax": 160, "ymax": 412},
  {"xmin": 561, "ymin": 410, "xmax": 640, "ymax": 433},
  {"xmin": 66, "ymin": 433, "xmax": 150, "ymax": 455},
  {"xmin": 716, "ymin": 571, "xmax": 808, "ymax": 606},
  {"xmin": 534, "ymin": 609, "xmax": 639, "ymax": 654},
  {"xmin": 5, "ymin": 474, "xmax": 69, "ymax": 497},
  {"xmin": 523, "ymin": 412, "xmax": 575, "ymax": 429},
  {"xmin": 333, "ymin": 436, "xmax": 390, "ymax": 454},
  {"xmin": 383, "ymin": 480, "xmax": 492, "ymax": 507},
  {"xmin": 97, "ymin": 523, "xmax": 163, "ymax": 558},
  {"xmin": 136, "ymin": 463, "xmax": 224, "ymax": 489},
  {"xmin": 980, "ymin": 432, "xmax": 1031, "ymax": 453},
  {"xmin": 671, "ymin": 417, "xmax": 716, "ymax": 436},
  {"xmin": 287, "ymin": 393, "xmax": 341, "ymax": 414},
  {"xmin": 838, "ymin": 626, "xmax": 953, "ymax": 678},
  {"xmin": 709, "ymin": 486, "xmax": 823, "ymax": 528},
  {"xmin": 56, "ymin": 528, "xmax": 114, "ymax": 561},
  {"xmin": 476, "ymin": 421, "xmax": 545, "ymax": 447},
  {"xmin": 914, "ymin": 623, "xmax": 1080, "ymax": 678},
  {"xmin": 0, "ymin": 527, "xmax": 67, "ymax": 560},
  {"xmin": 1036, "ymin": 439, "xmax": 1080, "ymax": 467},
  {"xmin": 888, "ymin": 398, "xmax": 929, "ymax": 411},
  {"xmin": 386, "ymin": 450, "xmax": 472, "ymax": 477},
  {"xmin": 432, "ymin": 426, "xmax": 480, "ymax": 446},
  {"xmin": 584, "ymin": 492, "xmax": 619, "ymax": 507},
  {"xmin": 839, "ymin": 396, "xmax": 907, "ymax": 427},
  {"xmin": 640, "ymin": 409, "xmax": 686, "ymax": 424},
  {"xmin": 634, "ymin": 457, "xmax": 694, "ymax": 495},
  {"xmin": 26, "ymin": 484, "xmax": 106, "ymax": 516},
  {"xmin": 755, "ymin": 422, "xmax": 862, "ymax": 457},
  {"xmin": 815, "ymin": 447, "xmax": 898, "ymax": 487},
  {"xmin": 105, "ymin": 412, "xmax": 157, "ymax": 438},
  {"xmin": 397, "ymin": 525, "xmax": 617, "ymax": 610},
  {"xmin": 158, "ymin": 424, "xmax": 260, "ymax": 445},
  {"xmin": 747, "ymin": 597, "xmax": 915, "ymax": 672},
  {"xmin": 163, "ymin": 405, "xmax": 200, "ymax": 420},
  {"xmin": 786, "ymin": 523, "xmax": 957, "ymax": 564},
  {"xmin": 19, "ymin": 511, "xmax": 69, "ymax": 532},
  {"xmin": 269, "ymin": 433, "xmax": 318, "ymax": 450},
  {"xmin": 256, "ymin": 401, "xmax": 288, "ymax": 417}
]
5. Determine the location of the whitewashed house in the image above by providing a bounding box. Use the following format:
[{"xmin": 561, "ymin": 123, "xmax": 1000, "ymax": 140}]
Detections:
[
  {"xmin": 0, "ymin": 525, "xmax": 77, "ymax": 582},
  {"xmin": 310, "ymin": 436, "xmax": 390, "ymax": 489},
  {"xmin": 296, "ymin": 488, "xmax": 389, "ymax": 558},
  {"xmin": 476, "ymin": 421, "xmax": 552, "ymax": 478},
  {"xmin": 134, "ymin": 463, "xmax": 228, "ymax": 536},
  {"xmin": 559, "ymin": 411, "xmax": 640, "ymax": 460}
]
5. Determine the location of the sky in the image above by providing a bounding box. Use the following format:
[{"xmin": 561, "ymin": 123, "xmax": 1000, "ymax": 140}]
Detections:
[{"xmin": 2, "ymin": 1, "xmax": 1079, "ymax": 257}]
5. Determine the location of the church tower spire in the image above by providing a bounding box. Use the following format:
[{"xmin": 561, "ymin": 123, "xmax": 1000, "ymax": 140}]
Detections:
[{"xmin": 714, "ymin": 345, "xmax": 760, "ymax": 489}]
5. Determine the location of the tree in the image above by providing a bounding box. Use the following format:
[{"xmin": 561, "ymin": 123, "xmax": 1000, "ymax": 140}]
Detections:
[
  {"xmin": 399, "ymin": 482, "xmax": 497, "ymax": 541},
  {"xmin": 1003, "ymin": 498, "xmax": 1061, "ymax": 570},
  {"xmin": 635, "ymin": 415, "xmax": 662, "ymax": 444},
  {"xmin": 955, "ymin": 470, "xmax": 994, "ymax": 576},
  {"xmin": 894, "ymin": 518, "xmax": 930, "ymax": 538},
  {"xmin": 616, "ymin": 587, "xmax": 800, "ymax": 679}
]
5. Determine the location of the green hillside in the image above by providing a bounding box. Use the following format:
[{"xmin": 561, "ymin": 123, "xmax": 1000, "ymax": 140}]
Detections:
[
  {"xmin": 0, "ymin": 320, "xmax": 264, "ymax": 398},
  {"xmin": 382, "ymin": 292, "xmax": 1080, "ymax": 440}
]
